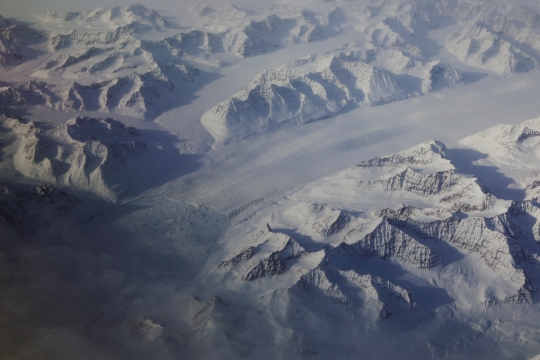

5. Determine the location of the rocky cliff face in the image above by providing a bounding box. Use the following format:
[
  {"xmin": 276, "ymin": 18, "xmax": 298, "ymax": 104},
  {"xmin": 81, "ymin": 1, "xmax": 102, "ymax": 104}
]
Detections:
[
  {"xmin": 331, "ymin": 218, "xmax": 440, "ymax": 269},
  {"xmin": 219, "ymin": 224, "xmax": 307, "ymax": 281}
]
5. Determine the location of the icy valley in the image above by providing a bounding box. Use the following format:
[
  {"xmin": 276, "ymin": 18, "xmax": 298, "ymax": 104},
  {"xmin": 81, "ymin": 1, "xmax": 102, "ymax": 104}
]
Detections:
[{"xmin": 3, "ymin": 0, "xmax": 540, "ymax": 359}]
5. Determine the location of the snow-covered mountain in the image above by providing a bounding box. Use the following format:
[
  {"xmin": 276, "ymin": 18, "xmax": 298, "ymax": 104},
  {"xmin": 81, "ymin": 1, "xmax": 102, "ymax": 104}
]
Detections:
[
  {"xmin": 446, "ymin": 23, "xmax": 538, "ymax": 75},
  {"xmin": 182, "ymin": 116, "xmax": 540, "ymax": 357},
  {"xmin": 1, "ymin": 64, "xmax": 196, "ymax": 117},
  {"xmin": 189, "ymin": 4, "xmax": 343, "ymax": 57},
  {"xmin": 286, "ymin": 139, "xmax": 507, "ymax": 215},
  {"xmin": 124, "ymin": 315, "xmax": 164, "ymax": 342},
  {"xmin": 0, "ymin": 16, "xmax": 21, "ymax": 64},
  {"xmin": 434, "ymin": 0, "xmax": 540, "ymax": 74},
  {"xmin": 197, "ymin": 0, "xmax": 540, "ymax": 145},
  {"xmin": 0, "ymin": 3, "xmax": 346, "ymax": 120},
  {"xmin": 460, "ymin": 116, "xmax": 540, "ymax": 169},
  {"xmin": 39, "ymin": 4, "xmax": 171, "ymax": 31},
  {"xmin": 4, "ymin": 0, "xmax": 540, "ymax": 359},
  {"xmin": 0, "ymin": 15, "xmax": 44, "ymax": 66},
  {"xmin": 2, "ymin": 0, "xmax": 540, "ymax": 123},
  {"xmin": 0, "ymin": 114, "xmax": 175, "ymax": 201},
  {"xmin": 202, "ymin": 50, "xmax": 464, "ymax": 145},
  {"xmin": 0, "ymin": 5, "xmax": 204, "ymax": 118}
]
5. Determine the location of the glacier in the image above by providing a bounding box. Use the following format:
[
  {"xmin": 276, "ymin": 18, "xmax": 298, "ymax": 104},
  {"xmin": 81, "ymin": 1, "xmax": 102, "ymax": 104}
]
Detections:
[{"xmin": 3, "ymin": 0, "xmax": 540, "ymax": 359}]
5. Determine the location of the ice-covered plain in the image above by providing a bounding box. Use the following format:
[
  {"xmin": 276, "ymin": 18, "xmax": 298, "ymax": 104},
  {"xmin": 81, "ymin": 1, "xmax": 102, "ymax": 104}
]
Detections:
[{"xmin": 4, "ymin": 0, "xmax": 540, "ymax": 359}]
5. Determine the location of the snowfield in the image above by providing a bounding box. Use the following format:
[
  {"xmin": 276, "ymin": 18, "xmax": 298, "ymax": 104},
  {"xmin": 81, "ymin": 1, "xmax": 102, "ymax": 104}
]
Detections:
[{"xmin": 4, "ymin": 0, "xmax": 540, "ymax": 359}]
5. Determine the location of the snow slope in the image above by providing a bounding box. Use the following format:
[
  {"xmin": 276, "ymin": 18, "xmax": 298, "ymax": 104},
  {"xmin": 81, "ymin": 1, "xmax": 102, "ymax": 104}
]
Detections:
[{"xmin": 460, "ymin": 116, "xmax": 540, "ymax": 169}]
